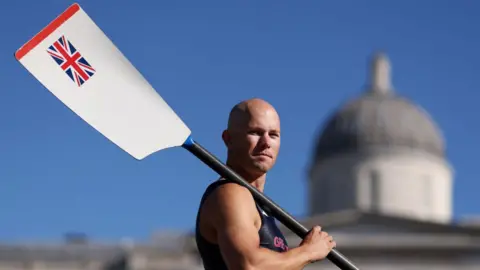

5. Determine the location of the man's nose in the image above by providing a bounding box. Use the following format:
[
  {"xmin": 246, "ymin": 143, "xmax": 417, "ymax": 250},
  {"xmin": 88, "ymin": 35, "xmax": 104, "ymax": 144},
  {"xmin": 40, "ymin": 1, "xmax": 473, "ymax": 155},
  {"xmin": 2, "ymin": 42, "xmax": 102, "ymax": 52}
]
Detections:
[{"xmin": 259, "ymin": 134, "xmax": 271, "ymax": 148}]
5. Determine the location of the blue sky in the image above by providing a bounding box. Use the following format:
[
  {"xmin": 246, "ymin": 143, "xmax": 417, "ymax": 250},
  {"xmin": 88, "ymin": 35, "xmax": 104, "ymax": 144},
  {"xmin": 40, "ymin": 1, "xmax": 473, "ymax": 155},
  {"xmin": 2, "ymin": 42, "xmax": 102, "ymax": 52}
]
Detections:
[{"xmin": 1, "ymin": 0, "xmax": 479, "ymax": 242}]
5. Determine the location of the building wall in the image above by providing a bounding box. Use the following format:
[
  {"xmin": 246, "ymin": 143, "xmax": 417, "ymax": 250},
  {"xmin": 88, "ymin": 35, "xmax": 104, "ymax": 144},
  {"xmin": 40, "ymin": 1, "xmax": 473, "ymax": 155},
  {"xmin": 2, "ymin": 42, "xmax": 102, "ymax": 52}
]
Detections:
[
  {"xmin": 309, "ymin": 147, "xmax": 453, "ymax": 223},
  {"xmin": 304, "ymin": 254, "xmax": 480, "ymax": 270}
]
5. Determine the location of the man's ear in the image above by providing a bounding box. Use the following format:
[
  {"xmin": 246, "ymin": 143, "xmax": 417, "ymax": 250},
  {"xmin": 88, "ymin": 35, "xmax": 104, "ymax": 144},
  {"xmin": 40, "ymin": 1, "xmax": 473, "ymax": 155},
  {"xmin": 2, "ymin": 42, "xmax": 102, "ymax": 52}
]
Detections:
[{"xmin": 222, "ymin": 130, "xmax": 230, "ymax": 147}]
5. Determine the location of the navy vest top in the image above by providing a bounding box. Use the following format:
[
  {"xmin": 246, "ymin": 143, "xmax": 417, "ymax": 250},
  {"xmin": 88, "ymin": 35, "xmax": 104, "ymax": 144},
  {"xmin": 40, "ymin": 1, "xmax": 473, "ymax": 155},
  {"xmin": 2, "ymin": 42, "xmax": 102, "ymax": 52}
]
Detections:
[{"xmin": 195, "ymin": 179, "xmax": 289, "ymax": 270}]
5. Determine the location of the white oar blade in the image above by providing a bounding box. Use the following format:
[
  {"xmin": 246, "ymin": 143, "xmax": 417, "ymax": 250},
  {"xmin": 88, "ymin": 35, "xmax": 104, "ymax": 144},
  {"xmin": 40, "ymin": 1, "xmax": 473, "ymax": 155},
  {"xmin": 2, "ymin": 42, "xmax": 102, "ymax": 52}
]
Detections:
[{"xmin": 14, "ymin": 3, "xmax": 191, "ymax": 160}]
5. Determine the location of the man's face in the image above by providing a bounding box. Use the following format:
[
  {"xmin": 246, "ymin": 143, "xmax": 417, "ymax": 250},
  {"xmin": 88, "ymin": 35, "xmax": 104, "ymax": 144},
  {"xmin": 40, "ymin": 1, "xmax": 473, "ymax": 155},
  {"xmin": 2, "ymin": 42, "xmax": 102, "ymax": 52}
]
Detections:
[{"xmin": 225, "ymin": 107, "xmax": 281, "ymax": 175}]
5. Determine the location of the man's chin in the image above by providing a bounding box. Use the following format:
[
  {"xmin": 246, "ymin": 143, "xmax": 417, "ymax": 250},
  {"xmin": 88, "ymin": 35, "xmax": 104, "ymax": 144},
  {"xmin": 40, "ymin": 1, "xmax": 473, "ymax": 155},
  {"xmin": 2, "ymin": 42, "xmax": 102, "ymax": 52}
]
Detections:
[{"xmin": 251, "ymin": 161, "xmax": 273, "ymax": 173}]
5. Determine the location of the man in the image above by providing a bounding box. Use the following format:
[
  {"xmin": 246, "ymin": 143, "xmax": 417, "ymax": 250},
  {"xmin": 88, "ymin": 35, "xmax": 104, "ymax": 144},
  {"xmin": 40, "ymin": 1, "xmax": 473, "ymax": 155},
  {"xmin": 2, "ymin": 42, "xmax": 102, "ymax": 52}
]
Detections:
[{"xmin": 195, "ymin": 98, "xmax": 336, "ymax": 270}]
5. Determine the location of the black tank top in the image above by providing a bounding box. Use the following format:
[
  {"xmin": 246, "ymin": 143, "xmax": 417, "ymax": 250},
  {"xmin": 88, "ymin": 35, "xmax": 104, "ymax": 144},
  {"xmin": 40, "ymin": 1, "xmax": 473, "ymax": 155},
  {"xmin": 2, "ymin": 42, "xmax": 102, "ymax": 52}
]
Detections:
[{"xmin": 195, "ymin": 179, "xmax": 289, "ymax": 270}]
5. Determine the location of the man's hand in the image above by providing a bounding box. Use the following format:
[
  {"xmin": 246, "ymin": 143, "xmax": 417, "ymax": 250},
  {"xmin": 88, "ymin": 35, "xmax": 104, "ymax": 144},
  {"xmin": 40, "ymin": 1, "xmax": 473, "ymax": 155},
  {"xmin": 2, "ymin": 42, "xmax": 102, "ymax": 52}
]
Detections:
[{"xmin": 299, "ymin": 226, "xmax": 336, "ymax": 263}]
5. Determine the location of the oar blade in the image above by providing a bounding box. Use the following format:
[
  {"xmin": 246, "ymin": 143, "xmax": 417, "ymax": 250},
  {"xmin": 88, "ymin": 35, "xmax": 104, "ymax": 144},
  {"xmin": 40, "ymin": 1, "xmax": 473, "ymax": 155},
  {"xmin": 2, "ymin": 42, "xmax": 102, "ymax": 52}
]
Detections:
[{"xmin": 15, "ymin": 3, "xmax": 191, "ymax": 160}]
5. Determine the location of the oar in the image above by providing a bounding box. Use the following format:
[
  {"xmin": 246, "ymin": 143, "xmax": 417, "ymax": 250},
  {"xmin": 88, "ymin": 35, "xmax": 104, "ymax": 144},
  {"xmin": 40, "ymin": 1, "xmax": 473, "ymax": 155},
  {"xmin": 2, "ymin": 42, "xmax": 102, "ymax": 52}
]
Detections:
[{"xmin": 14, "ymin": 3, "xmax": 359, "ymax": 270}]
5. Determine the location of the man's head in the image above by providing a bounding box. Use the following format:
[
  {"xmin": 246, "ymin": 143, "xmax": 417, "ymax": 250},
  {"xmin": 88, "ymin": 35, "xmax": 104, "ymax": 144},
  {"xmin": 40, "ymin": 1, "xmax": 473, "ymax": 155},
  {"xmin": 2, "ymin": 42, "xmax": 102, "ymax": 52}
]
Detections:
[{"xmin": 222, "ymin": 98, "xmax": 281, "ymax": 178}]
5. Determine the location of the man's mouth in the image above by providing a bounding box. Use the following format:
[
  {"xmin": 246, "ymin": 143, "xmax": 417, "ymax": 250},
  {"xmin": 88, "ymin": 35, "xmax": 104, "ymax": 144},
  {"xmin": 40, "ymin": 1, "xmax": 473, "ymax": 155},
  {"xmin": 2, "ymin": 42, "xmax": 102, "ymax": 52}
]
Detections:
[{"xmin": 255, "ymin": 153, "xmax": 272, "ymax": 158}]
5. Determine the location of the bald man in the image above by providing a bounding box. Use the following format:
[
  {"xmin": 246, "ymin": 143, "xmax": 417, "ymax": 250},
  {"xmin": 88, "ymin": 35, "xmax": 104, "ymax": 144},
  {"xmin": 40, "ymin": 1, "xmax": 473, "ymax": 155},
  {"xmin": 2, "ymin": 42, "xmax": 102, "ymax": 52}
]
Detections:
[{"xmin": 195, "ymin": 98, "xmax": 336, "ymax": 270}]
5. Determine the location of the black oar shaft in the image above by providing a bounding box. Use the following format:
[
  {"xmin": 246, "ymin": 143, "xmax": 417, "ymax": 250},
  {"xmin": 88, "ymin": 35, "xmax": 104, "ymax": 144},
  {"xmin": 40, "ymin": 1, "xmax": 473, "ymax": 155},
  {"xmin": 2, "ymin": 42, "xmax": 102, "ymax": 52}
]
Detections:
[{"xmin": 182, "ymin": 139, "xmax": 360, "ymax": 270}]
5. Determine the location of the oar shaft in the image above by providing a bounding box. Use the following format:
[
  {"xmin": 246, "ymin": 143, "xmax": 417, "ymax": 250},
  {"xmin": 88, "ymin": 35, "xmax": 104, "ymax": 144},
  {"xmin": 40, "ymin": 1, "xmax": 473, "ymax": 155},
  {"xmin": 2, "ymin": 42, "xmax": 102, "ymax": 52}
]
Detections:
[{"xmin": 182, "ymin": 137, "xmax": 360, "ymax": 270}]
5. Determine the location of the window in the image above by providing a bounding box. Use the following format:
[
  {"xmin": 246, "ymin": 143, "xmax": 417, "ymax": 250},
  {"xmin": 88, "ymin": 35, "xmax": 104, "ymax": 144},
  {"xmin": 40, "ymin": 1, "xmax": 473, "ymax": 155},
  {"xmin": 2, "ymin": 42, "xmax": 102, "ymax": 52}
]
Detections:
[{"xmin": 370, "ymin": 170, "xmax": 380, "ymax": 212}]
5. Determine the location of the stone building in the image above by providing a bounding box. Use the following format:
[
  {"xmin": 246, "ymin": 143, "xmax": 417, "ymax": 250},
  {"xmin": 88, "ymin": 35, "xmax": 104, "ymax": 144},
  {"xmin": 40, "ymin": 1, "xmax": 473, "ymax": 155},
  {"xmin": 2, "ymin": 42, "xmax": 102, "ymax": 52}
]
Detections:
[
  {"xmin": 280, "ymin": 53, "xmax": 480, "ymax": 270},
  {"xmin": 0, "ymin": 232, "xmax": 202, "ymax": 270},
  {"xmin": 1, "ymin": 53, "xmax": 478, "ymax": 270}
]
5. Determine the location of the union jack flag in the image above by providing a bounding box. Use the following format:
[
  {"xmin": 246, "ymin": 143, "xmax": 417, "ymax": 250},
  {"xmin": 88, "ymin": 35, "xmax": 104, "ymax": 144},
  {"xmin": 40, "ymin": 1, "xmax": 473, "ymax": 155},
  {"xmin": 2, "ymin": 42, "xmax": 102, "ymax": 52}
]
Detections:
[{"xmin": 47, "ymin": 35, "xmax": 95, "ymax": 87}]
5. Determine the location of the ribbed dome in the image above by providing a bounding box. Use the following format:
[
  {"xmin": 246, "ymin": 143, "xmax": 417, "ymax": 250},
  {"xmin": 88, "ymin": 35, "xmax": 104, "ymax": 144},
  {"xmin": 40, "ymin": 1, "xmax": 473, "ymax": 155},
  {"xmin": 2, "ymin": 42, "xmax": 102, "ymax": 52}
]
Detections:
[{"xmin": 314, "ymin": 53, "xmax": 445, "ymax": 162}]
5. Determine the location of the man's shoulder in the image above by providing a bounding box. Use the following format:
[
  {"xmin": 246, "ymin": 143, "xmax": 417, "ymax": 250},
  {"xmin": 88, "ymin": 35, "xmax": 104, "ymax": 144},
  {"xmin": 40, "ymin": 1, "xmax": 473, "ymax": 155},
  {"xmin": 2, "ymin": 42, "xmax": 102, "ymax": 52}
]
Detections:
[
  {"xmin": 200, "ymin": 180, "xmax": 257, "ymax": 215},
  {"xmin": 203, "ymin": 181, "xmax": 259, "ymax": 227},
  {"xmin": 208, "ymin": 180, "xmax": 254, "ymax": 204}
]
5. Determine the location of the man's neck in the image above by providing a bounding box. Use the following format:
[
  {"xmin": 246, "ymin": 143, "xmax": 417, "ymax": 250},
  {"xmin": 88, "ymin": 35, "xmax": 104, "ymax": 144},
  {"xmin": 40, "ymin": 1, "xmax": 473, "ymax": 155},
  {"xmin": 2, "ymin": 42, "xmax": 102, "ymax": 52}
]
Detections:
[{"xmin": 226, "ymin": 160, "xmax": 266, "ymax": 192}]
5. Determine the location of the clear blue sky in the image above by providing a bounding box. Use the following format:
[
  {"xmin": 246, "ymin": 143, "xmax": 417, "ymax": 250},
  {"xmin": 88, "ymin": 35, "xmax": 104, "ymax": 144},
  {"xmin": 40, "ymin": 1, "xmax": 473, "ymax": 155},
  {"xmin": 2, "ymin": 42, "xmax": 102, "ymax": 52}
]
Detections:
[{"xmin": 1, "ymin": 0, "xmax": 479, "ymax": 242}]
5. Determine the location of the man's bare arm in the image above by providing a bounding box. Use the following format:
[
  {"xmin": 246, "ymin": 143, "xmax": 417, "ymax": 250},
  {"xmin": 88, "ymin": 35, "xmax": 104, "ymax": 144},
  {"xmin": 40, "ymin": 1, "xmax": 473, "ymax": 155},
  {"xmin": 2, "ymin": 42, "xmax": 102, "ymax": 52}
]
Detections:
[{"xmin": 207, "ymin": 183, "xmax": 332, "ymax": 270}]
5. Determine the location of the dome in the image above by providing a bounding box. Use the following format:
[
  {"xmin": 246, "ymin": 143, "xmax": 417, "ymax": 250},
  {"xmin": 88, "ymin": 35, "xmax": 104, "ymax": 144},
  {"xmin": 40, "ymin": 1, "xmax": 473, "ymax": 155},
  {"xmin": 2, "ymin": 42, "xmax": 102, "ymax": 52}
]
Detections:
[{"xmin": 313, "ymin": 53, "xmax": 445, "ymax": 162}]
